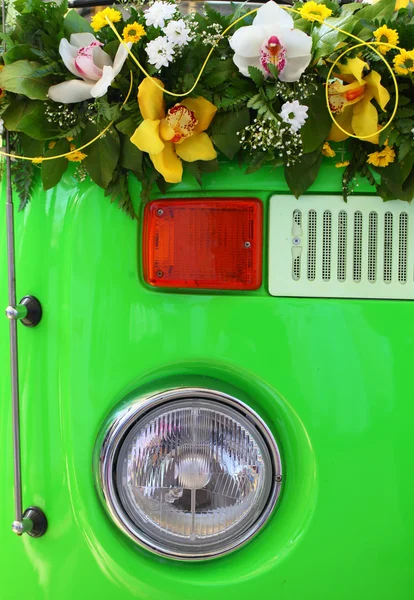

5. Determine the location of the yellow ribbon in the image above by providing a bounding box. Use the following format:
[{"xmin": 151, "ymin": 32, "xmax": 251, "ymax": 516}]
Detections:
[{"xmin": 0, "ymin": 5, "xmax": 405, "ymax": 161}]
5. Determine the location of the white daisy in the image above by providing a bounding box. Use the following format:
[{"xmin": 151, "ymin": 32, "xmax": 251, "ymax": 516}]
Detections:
[
  {"xmin": 145, "ymin": 36, "xmax": 175, "ymax": 70},
  {"xmin": 280, "ymin": 100, "xmax": 309, "ymax": 132},
  {"xmin": 145, "ymin": 1, "xmax": 177, "ymax": 29},
  {"xmin": 163, "ymin": 19, "xmax": 192, "ymax": 46}
]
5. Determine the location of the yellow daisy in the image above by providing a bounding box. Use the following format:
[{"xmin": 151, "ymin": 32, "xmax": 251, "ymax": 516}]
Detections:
[
  {"xmin": 393, "ymin": 49, "xmax": 414, "ymax": 75},
  {"xmin": 299, "ymin": 1, "xmax": 332, "ymax": 23},
  {"xmin": 373, "ymin": 25, "xmax": 399, "ymax": 55},
  {"xmin": 367, "ymin": 146, "xmax": 396, "ymax": 168},
  {"xmin": 123, "ymin": 22, "xmax": 146, "ymax": 44},
  {"xmin": 335, "ymin": 161, "xmax": 350, "ymax": 168},
  {"xmin": 91, "ymin": 7, "xmax": 122, "ymax": 32},
  {"xmin": 322, "ymin": 142, "xmax": 336, "ymax": 158},
  {"xmin": 31, "ymin": 157, "xmax": 44, "ymax": 164},
  {"xmin": 67, "ymin": 144, "xmax": 87, "ymax": 163}
]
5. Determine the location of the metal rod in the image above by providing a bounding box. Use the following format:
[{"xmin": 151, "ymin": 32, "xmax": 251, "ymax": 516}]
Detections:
[{"xmin": 2, "ymin": 0, "xmax": 23, "ymax": 524}]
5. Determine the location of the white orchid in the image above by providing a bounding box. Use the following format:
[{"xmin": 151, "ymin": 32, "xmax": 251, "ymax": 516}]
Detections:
[
  {"xmin": 229, "ymin": 1, "xmax": 312, "ymax": 82},
  {"xmin": 48, "ymin": 33, "xmax": 131, "ymax": 104}
]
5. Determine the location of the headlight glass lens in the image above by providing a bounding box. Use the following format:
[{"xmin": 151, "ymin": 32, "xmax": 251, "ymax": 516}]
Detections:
[{"xmin": 113, "ymin": 396, "xmax": 279, "ymax": 558}]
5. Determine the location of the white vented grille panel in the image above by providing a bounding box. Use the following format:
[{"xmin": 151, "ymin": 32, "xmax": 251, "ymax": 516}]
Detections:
[{"xmin": 269, "ymin": 195, "xmax": 414, "ymax": 299}]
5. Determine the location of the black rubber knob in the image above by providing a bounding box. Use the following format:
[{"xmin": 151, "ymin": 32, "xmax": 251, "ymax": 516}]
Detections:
[
  {"xmin": 23, "ymin": 506, "xmax": 48, "ymax": 538},
  {"xmin": 19, "ymin": 296, "xmax": 42, "ymax": 327}
]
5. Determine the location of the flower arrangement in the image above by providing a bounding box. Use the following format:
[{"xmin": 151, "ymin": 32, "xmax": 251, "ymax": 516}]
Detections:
[{"xmin": 0, "ymin": 0, "xmax": 413, "ymax": 217}]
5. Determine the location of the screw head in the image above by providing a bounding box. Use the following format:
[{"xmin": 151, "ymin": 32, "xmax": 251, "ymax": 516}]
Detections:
[
  {"xmin": 292, "ymin": 237, "xmax": 301, "ymax": 246},
  {"xmin": 156, "ymin": 209, "xmax": 164, "ymax": 216},
  {"xmin": 275, "ymin": 474, "xmax": 282, "ymax": 483},
  {"xmin": 244, "ymin": 241, "xmax": 251, "ymax": 248},
  {"xmin": 156, "ymin": 270, "xmax": 163, "ymax": 278},
  {"xmin": 12, "ymin": 521, "xmax": 24, "ymax": 535}
]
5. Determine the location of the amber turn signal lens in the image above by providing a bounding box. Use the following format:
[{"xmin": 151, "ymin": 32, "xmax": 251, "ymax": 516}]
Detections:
[{"xmin": 143, "ymin": 198, "xmax": 263, "ymax": 290}]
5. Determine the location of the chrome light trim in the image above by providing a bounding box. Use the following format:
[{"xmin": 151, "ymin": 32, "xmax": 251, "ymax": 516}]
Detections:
[{"xmin": 94, "ymin": 386, "xmax": 282, "ymax": 560}]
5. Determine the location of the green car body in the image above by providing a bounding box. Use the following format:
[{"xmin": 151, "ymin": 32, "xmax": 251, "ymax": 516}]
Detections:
[{"xmin": 1, "ymin": 161, "xmax": 413, "ymax": 598}]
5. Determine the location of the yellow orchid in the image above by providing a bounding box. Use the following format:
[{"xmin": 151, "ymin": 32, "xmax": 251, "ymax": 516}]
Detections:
[
  {"xmin": 131, "ymin": 78, "xmax": 217, "ymax": 183},
  {"xmin": 327, "ymin": 57, "xmax": 390, "ymax": 144},
  {"xmin": 395, "ymin": 0, "xmax": 410, "ymax": 10},
  {"xmin": 367, "ymin": 0, "xmax": 410, "ymax": 11}
]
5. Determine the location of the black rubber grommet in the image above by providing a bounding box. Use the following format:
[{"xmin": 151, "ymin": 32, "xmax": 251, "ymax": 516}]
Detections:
[
  {"xmin": 23, "ymin": 506, "xmax": 48, "ymax": 538},
  {"xmin": 19, "ymin": 296, "xmax": 42, "ymax": 327}
]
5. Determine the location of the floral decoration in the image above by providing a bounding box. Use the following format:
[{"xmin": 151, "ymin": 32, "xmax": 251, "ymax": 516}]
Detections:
[{"xmin": 0, "ymin": 0, "xmax": 412, "ymax": 217}]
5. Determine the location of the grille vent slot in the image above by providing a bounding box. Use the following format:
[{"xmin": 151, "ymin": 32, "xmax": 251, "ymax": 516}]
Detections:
[
  {"xmin": 398, "ymin": 213, "xmax": 408, "ymax": 283},
  {"xmin": 337, "ymin": 211, "xmax": 347, "ymax": 282},
  {"xmin": 269, "ymin": 195, "xmax": 414, "ymax": 300},
  {"xmin": 322, "ymin": 211, "xmax": 332, "ymax": 281},
  {"xmin": 368, "ymin": 212, "xmax": 378, "ymax": 283},
  {"xmin": 307, "ymin": 210, "xmax": 317, "ymax": 281},
  {"xmin": 384, "ymin": 212, "xmax": 393, "ymax": 284},
  {"xmin": 353, "ymin": 211, "xmax": 363, "ymax": 283}
]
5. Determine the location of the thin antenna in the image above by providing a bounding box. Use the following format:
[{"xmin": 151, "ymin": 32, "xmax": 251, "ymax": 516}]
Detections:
[{"xmin": 2, "ymin": 0, "xmax": 46, "ymax": 538}]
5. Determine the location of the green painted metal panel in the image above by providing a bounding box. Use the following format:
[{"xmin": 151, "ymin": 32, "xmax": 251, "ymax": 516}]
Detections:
[{"xmin": 1, "ymin": 162, "xmax": 413, "ymax": 599}]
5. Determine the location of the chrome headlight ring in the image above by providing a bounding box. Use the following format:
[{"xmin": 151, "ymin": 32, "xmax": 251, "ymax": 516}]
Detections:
[{"xmin": 95, "ymin": 387, "xmax": 282, "ymax": 561}]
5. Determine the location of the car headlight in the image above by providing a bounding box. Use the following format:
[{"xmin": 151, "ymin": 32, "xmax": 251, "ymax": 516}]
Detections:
[{"xmin": 96, "ymin": 387, "xmax": 282, "ymax": 560}]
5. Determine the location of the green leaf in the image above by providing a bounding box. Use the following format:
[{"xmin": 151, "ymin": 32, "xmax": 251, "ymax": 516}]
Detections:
[
  {"xmin": 116, "ymin": 116, "xmax": 140, "ymax": 136},
  {"xmin": 41, "ymin": 138, "xmax": 70, "ymax": 190},
  {"xmin": 3, "ymin": 99, "xmax": 59, "ymax": 140},
  {"xmin": 398, "ymin": 96, "xmax": 412, "ymax": 106},
  {"xmin": 0, "ymin": 60, "xmax": 51, "ymax": 100},
  {"xmin": 247, "ymin": 66, "xmax": 265, "ymax": 88},
  {"xmin": 205, "ymin": 59, "xmax": 237, "ymax": 88},
  {"xmin": 104, "ymin": 170, "xmax": 136, "ymax": 219},
  {"xmin": 312, "ymin": 14, "xmax": 359, "ymax": 62},
  {"xmin": 396, "ymin": 118, "xmax": 414, "ymax": 134},
  {"xmin": 185, "ymin": 162, "xmax": 202, "ymax": 186},
  {"xmin": 398, "ymin": 139, "xmax": 413, "ymax": 162},
  {"xmin": 210, "ymin": 107, "xmax": 250, "ymax": 160},
  {"xmin": 244, "ymin": 152, "xmax": 269, "ymax": 175},
  {"xmin": 353, "ymin": 0, "xmax": 396, "ymax": 26},
  {"xmin": 397, "ymin": 107, "xmax": 414, "ymax": 118},
  {"xmin": 3, "ymin": 45, "xmax": 38, "ymax": 64},
  {"xmin": 0, "ymin": 33, "xmax": 16, "ymax": 49},
  {"xmin": 301, "ymin": 86, "xmax": 332, "ymax": 154},
  {"xmin": 120, "ymin": 135, "xmax": 143, "ymax": 174},
  {"xmin": 81, "ymin": 124, "xmax": 120, "ymax": 189},
  {"xmin": 63, "ymin": 9, "xmax": 93, "ymax": 37},
  {"xmin": 284, "ymin": 150, "xmax": 323, "ymax": 198},
  {"xmin": 386, "ymin": 127, "xmax": 400, "ymax": 147},
  {"xmin": 11, "ymin": 159, "xmax": 35, "ymax": 211},
  {"xmin": 20, "ymin": 134, "xmax": 44, "ymax": 158}
]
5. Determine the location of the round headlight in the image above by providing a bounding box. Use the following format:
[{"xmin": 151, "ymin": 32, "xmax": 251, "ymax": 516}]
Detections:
[{"xmin": 97, "ymin": 388, "xmax": 282, "ymax": 560}]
